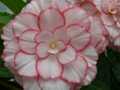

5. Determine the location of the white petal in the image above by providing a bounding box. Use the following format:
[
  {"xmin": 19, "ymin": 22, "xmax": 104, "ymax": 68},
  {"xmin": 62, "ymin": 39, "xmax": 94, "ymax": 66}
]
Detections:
[
  {"xmin": 64, "ymin": 7, "xmax": 88, "ymax": 25},
  {"xmin": 37, "ymin": 56, "xmax": 62, "ymax": 79},
  {"xmin": 23, "ymin": 78, "xmax": 41, "ymax": 90},
  {"xmin": 81, "ymin": 46, "xmax": 98, "ymax": 61},
  {"xmin": 14, "ymin": 52, "xmax": 35, "ymax": 69},
  {"xmin": 38, "ymin": 8, "xmax": 65, "ymax": 31},
  {"xmin": 36, "ymin": 43, "xmax": 49, "ymax": 58},
  {"xmin": 114, "ymin": 36, "xmax": 120, "ymax": 46},
  {"xmin": 40, "ymin": 79, "xmax": 70, "ymax": 90},
  {"xmin": 15, "ymin": 12, "xmax": 38, "ymax": 30},
  {"xmin": 18, "ymin": 60, "xmax": 37, "ymax": 77},
  {"xmin": 19, "ymin": 40, "xmax": 36, "ymax": 54},
  {"xmin": 71, "ymin": 33, "xmax": 90, "ymax": 51},
  {"xmin": 58, "ymin": 46, "xmax": 76, "ymax": 64},
  {"xmin": 20, "ymin": 29, "xmax": 38, "ymax": 42},
  {"xmin": 62, "ymin": 56, "xmax": 87, "ymax": 83},
  {"xmin": 22, "ymin": 0, "xmax": 40, "ymax": 15},
  {"xmin": 83, "ymin": 65, "xmax": 97, "ymax": 85}
]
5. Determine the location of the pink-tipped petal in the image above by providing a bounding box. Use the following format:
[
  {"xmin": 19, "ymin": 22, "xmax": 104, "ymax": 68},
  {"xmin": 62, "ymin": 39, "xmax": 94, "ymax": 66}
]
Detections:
[
  {"xmin": 37, "ymin": 56, "xmax": 62, "ymax": 79},
  {"xmin": 38, "ymin": 8, "xmax": 65, "ymax": 31},
  {"xmin": 36, "ymin": 43, "xmax": 49, "ymax": 58},
  {"xmin": 62, "ymin": 56, "xmax": 87, "ymax": 83},
  {"xmin": 81, "ymin": 46, "xmax": 98, "ymax": 61},
  {"xmin": 22, "ymin": 0, "xmax": 40, "ymax": 15},
  {"xmin": 40, "ymin": 79, "xmax": 70, "ymax": 90},
  {"xmin": 23, "ymin": 78, "xmax": 41, "ymax": 90},
  {"xmin": 71, "ymin": 33, "xmax": 91, "ymax": 51},
  {"xmin": 18, "ymin": 60, "xmax": 37, "ymax": 77},
  {"xmin": 114, "ymin": 36, "xmax": 120, "ymax": 46},
  {"xmin": 15, "ymin": 13, "xmax": 38, "ymax": 29},
  {"xmin": 64, "ymin": 7, "xmax": 88, "ymax": 25},
  {"xmin": 82, "ymin": 65, "xmax": 97, "ymax": 85},
  {"xmin": 19, "ymin": 40, "xmax": 36, "ymax": 54},
  {"xmin": 58, "ymin": 46, "xmax": 76, "ymax": 64},
  {"xmin": 2, "ymin": 22, "xmax": 14, "ymax": 40},
  {"xmin": 20, "ymin": 29, "xmax": 38, "ymax": 42},
  {"xmin": 66, "ymin": 24, "xmax": 86, "ymax": 39},
  {"xmin": 14, "ymin": 52, "xmax": 35, "ymax": 70}
]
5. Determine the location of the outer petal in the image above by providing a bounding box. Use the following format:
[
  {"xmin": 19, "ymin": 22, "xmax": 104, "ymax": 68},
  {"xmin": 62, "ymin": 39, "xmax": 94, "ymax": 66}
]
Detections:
[
  {"xmin": 13, "ymin": 13, "xmax": 38, "ymax": 37},
  {"xmin": 62, "ymin": 56, "xmax": 88, "ymax": 83},
  {"xmin": 22, "ymin": 0, "xmax": 41, "ymax": 15},
  {"xmin": 2, "ymin": 22, "xmax": 14, "ymax": 40},
  {"xmin": 40, "ymin": 79, "xmax": 70, "ymax": 90},
  {"xmin": 23, "ymin": 78, "xmax": 41, "ymax": 90},
  {"xmin": 19, "ymin": 40, "xmax": 36, "ymax": 54},
  {"xmin": 58, "ymin": 46, "xmax": 76, "ymax": 64},
  {"xmin": 14, "ymin": 51, "xmax": 37, "ymax": 76},
  {"xmin": 114, "ymin": 35, "xmax": 120, "ymax": 46},
  {"xmin": 80, "ymin": 46, "xmax": 98, "ymax": 61},
  {"xmin": 82, "ymin": 65, "xmax": 97, "ymax": 86},
  {"xmin": 18, "ymin": 60, "xmax": 37, "ymax": 77},
  {"xmin": 19, "ymin": 29, "xmax": 38, "ymax": 54},
  {"xmin": 37, "ymin": 55, "xmax": 62, "ymax": 79},
  {"xmin": 20, "ymin": 29, "xmax": 38, "ymax": 42},
  {"xmin": 64, "ymin": 7, "xmax": 88, "ymax": 26},
  {"xmin": 38, "ymin": 7, "xmax": 65, "ymax": 31}
]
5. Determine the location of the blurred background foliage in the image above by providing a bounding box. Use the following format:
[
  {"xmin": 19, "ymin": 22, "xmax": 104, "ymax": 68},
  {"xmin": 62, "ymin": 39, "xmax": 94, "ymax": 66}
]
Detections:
[{"xmin": 0, "ymin": 0, "xmax": 120, "ymax": 90}]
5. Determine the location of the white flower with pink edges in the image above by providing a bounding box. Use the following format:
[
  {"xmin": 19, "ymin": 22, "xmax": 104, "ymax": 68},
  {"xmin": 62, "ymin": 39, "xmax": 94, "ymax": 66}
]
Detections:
[
  {"xmin": 93, "ymin": 0, "xmax": 120, "ymax": 47},
  {"xmin": 2, "ymin": 0, "xmax": 108, "ymax": 90}
]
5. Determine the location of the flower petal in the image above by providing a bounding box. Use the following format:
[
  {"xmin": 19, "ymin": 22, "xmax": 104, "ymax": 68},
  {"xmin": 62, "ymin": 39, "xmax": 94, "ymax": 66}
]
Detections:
[
  {"xmin": 23, "ymin": 78, "xmax": 41, "ymax": 90},
  {"xmin": 58, "ymin": 46, "xmax": 76, "ymax": 64},
  {"xmin": 71, "ymin": 33, "xmax": 91, "ymax": 51},
  {"xmin": 40, "ymin": 79, "xmax": 70, "ymax": 90},
  {"xmin": 18, "ymin": 60, "xmax": 37, "ymax": 77},
  {"xmin": 64, "ymin": 7, "xmax": 88, "ymax": 25},
  {"xmin": 13, "ymin": 13, "xmax": 38, "ymax": 37},
  {"xmin": 62, "ymin": 56, "xmax": 88, "ymax": 83},
  {"xmin": 82, "ymin": 65, "xmax": 97, "ymax": 85},
  {"xmin": 81, "ymin": 46, "xmax": 98, "ymax": 61},
  {"xmin": 19, "ymin": 40, "xmax": 36, "ymax": 54},
  {"xmin": 22, "ymin": 0, "xmax": 40, "ymax": 15},
  {"xmin": 101, "ymin": 14, "xmax": 115, "ymax": 26},
  {"xmin": 36, "ymin": 43, "xmax": 49, "ymax": 58},
  {"xmin": 66, "ymin": 24, "xmax": 88, "ymax": 39},
  {"xmin": 54, "ymin": 28, "xmax": 69, "ymax": 44},
  {"xmin": 114, "ymin": 35, "xmax": 120, "ymax": 46},
  {"xmin": 14, "ymin": 51, "xmax": 35, "ymax": 69},
  {"xmin": 20, "ymin": 29, "xmax": 38, "ymax": 42},
  {"xmin": 35, "ymin": 31, "xmax": 53, "ymax": 43},
  {"xmin": 37, "ymin": 56, "xmax": 62, "ymax": 79},
  {"xmin": 38, "ymin": 8, "xmax": 65, "ymax": 31}
]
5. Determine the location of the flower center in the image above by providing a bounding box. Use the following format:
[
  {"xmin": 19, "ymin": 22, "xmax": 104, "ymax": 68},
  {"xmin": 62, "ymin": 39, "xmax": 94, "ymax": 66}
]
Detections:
[
  {"xmin": 108, "ymin": 7, "xmax": 117, "ymax": 15},
  {"xmin": 49, "ymin": 40, "xmax": 58, "ymax": 49}
]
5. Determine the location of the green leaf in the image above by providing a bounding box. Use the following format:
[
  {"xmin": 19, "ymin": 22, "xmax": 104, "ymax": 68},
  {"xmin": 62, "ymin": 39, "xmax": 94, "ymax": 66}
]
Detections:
[
  {"xmin": 0, "ymin": 68, "xmax": 13, "ymax": 78},
  {"xmin": 0, "ymin": 0, "xmax": 26, "ymax": 14},
  {"xmin": 0, "ymin": 12, "xmax": 13, "ymax": 25},
  {"xmin": 112, "ymin": 63, "xmax": 120, "ymax": 82}
]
